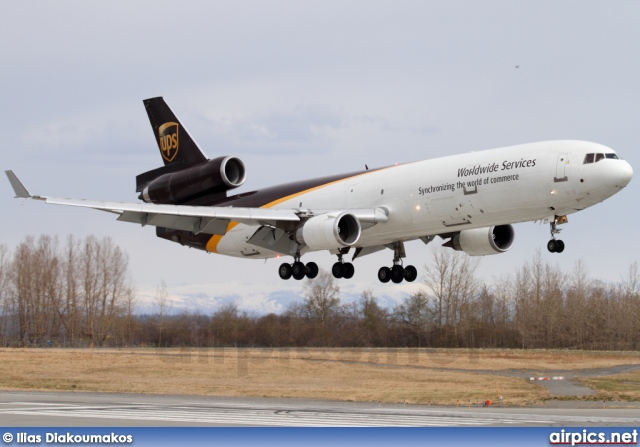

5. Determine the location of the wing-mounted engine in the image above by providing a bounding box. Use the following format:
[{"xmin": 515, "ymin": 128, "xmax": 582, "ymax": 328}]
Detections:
[
  {"xmin": 443, "ymin": 224, "xmax": 515, "ymax": 256},
  {"xmin": 138, "ymin": 156, "xmax": 246, "ymax": 204},
  {"xmin": 295, "ymin": 212, "xmax": 361, "ymax": 251}
]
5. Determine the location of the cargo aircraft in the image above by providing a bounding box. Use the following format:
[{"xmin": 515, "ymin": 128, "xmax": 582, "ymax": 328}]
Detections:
[{"xmin": 5, "ymin": 98, "xmax": 633, "ymax": 283}]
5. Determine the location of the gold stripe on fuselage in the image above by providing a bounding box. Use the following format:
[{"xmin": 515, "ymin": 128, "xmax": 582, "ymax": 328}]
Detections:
[{"xmin": 205, "ymin": 165, "xmax": 399, "ymax": 253}]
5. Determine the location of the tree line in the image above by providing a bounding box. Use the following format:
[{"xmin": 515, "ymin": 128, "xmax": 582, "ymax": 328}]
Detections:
[
  {"xmin": 0, "ymin": 235, "xmax": 135, "ymax": 347},
  {"xmin": 0, "ymin": 234, "xmax": 638, "ymax": 350}
]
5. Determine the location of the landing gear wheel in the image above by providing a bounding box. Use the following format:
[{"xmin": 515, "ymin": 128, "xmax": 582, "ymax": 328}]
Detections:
[
  {"xmin": 305, "ymin": 262, "xmax": 319, "ymax": 279},
  {"xmin": 391, "ymin": 265, "xmax": 404, "ymax": 284},
  {"xmin": 547, "ymin": 219, "xmax": 566, "ymax": 254},
  {"xmin": 378, "ymin": 266, "xmax": 391, "ymax": 283},
  {"xmin": 547, "ymin": 239, "xmax": 565, "ymax": 253},
  {"xmin": 292, "ymin": 261, "xmax": 306, "ymax": 280},
  {"xmin": 404, "ymin": 265, "xmax": 418, "ymax": 282},
  {"xmin": 332, "ymin": 262, "xmax": 344, "ymax": 278},
  {"xmin": 342, "ymin": 262, "xmax": 355, "ymax": 279},
  {"xmin": 278, "ymin": 263, "xmax": 292, "ymax": 280}
]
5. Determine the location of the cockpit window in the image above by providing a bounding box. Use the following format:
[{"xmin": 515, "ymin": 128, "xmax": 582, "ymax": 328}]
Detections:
[{"xmin": 584, "ymin": 152, "xmax": 620, "ymax": 164}]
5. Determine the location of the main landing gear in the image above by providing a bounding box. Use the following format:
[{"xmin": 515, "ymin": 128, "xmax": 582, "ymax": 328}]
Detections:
[
  {"xmin": 277, "ymin": 243, "xmax": 419, "ymax": 283},
  {"xmin": 331, "ymin": 252, "xmax": 355, "ymax": 279},
  {"xmin": 377, "ymin": 264, "xmax": 417, "ymax": 284},
  {"xmin": 377, "ymin": 241, "xmax": 417, "ymax": 284},
  {"xmin": 278, "ymin": 252, "xmax": 319, "ymax": 280},
  {"xmin": 547, "ymin": 219, "xmax": 565, "ymax": 253}
]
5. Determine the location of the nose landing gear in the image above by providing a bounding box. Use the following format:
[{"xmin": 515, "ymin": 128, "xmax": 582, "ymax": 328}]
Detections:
[
  {"xmin": 547, "ymin": 239, "xmax": 565, "ymax": 253},
  {"xmin": 547, "ymin": 217, "xmax": 566, "ymax": 253}
]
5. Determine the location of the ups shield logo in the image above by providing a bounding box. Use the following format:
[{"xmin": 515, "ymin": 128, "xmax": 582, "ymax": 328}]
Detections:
[{"xmin": 158, "ymin": 122, "xmax": 179, "ymax": 162}]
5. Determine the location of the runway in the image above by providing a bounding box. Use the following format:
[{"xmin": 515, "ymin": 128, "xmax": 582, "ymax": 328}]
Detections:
[{"xmin": 1, "ymin": 391, "xmax": 640, "ymax": 427}]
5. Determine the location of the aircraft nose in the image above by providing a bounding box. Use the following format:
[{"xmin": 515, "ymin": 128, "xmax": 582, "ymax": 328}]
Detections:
[{"xmin": 621, "ymin": 160, "xmax": 633, "ymax": 186}]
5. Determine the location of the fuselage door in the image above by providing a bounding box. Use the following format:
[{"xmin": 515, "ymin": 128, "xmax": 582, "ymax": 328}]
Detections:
[
  {"xmin": 554, "ymin": 153, "xmax": 569, "ymax": 182},
  {"xmin": 430, "ymin": 195, "xmax": 471, "ymax": 227}
]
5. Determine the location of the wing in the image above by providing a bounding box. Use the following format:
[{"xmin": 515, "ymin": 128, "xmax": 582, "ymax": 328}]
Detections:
[
  {"xmin": 5, "ymin": 171, "xmax": 388, "ymax": 236},
  {"xmin": 5, "ymin": 170, "xmax": 299, "ymax": 234}
]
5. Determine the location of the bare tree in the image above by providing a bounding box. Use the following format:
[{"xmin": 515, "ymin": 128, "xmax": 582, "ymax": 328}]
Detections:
[
  {"xmin": 394, "ymin": 291, "xmax": 433, "ymax": 347},
  {"xmin": 513, "ymin": 251, "xmax": 568, "ymax": 348},
  {"xmin": 0, "ymin": 244, "xmax": 10, "ymax": 345},
  {"xmin": 475, "ymin": 279, "xmax": 515, "ymax": 347},
  {"xmin": 58, "ymin": 235, "xmax": 81, "ymax": 346},
  {"xmin": 562, "ymin": 259, "xmax": 591, "ymax": 348},
  {"xmin": 423, "ymin": 249, "xmax": 480, "ymax": 345},
  {"xmin": 79, "ymin": 236, "xmax": 131, "ymax": 345},
  {"xmin": 9, "ymin": 235, "xmax": 62, "ymax": 346},
  {"xmin": 154, "ymin": 280, "xmax": 171, "ymax": 347},
  {"xmin": 302, "ymin": 270, "xmax": 340, "ymax": 328},
  {"xmin": 119, "ymin": 285, "xmax": 138, "ymax": 346},
  {"xmin": 616, "ymin": 261, "xmax": 640, "ymax": 349},
  {"xmin": 358, "ymin": 289, "xmax": 389, "ymax": 346},
  {"xmin": 208, "ymin": 303, "xmax": 255, "ymax": 347},
  {"xmin": 621, "ymin": 261, "xmax": 640, "ymax": 298}
]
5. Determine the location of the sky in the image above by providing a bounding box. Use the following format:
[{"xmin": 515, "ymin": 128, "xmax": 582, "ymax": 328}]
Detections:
[{"xmin": 2, "ymin": 1, "xmax": 639, "ymax": 314}]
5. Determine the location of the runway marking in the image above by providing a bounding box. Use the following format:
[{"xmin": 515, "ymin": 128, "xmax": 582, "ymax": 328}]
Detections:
[
  {"xmin": 4, "ymin": 402, "xmax": 66, "ymax": 406},
  {"xmin": 0, "ymin": 403, "xmax": 548, "ymax": 426},
  {"xmin": 2, "ymin": 400, "xmax": 640, "ymax": 427}
]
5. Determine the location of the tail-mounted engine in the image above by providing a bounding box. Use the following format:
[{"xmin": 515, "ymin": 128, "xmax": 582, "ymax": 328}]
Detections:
[
  {"xmin": 138, "ymin": 156, "xmax": 246, "ymax": 204},
  {"xmin": 295, "ymin": 212, "xmax": 361, "ymax": 251},
  {"xmin": 444, "ymin": 224, "xmax": 515, "ymax": 256}
]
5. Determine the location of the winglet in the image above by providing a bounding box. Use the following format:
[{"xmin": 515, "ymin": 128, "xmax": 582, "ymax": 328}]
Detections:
[{"xmin": 5, "ymin": 170, "xmax": 33, "ymax": 199}]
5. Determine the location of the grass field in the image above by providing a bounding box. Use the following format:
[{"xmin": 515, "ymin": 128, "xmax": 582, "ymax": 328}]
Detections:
[
  {"xmin": 1, "ymin": 347, "xmax": 639, "ymax": 406},
  {"xmin": 581, "ymin": 372, "xmax": 640, "ymax": 402}
]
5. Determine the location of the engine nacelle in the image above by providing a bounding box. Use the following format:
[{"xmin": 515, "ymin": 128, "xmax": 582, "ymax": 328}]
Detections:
[
  {"xmin": 140, "ymin": 156, "xmax": 246, "ymax": 204},
  {"xmin": 449, "ymin": 224, "xmax": 515, "ymax": 256},
  {"xmin": 295, "ymin": 212, "xmax": 361, "ymax": 250}
]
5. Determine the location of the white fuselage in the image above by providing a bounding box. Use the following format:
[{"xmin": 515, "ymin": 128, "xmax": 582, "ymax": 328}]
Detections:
[{"xmin": 214, "ymin": 140, "xmax": 632, "ymax": 259}]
